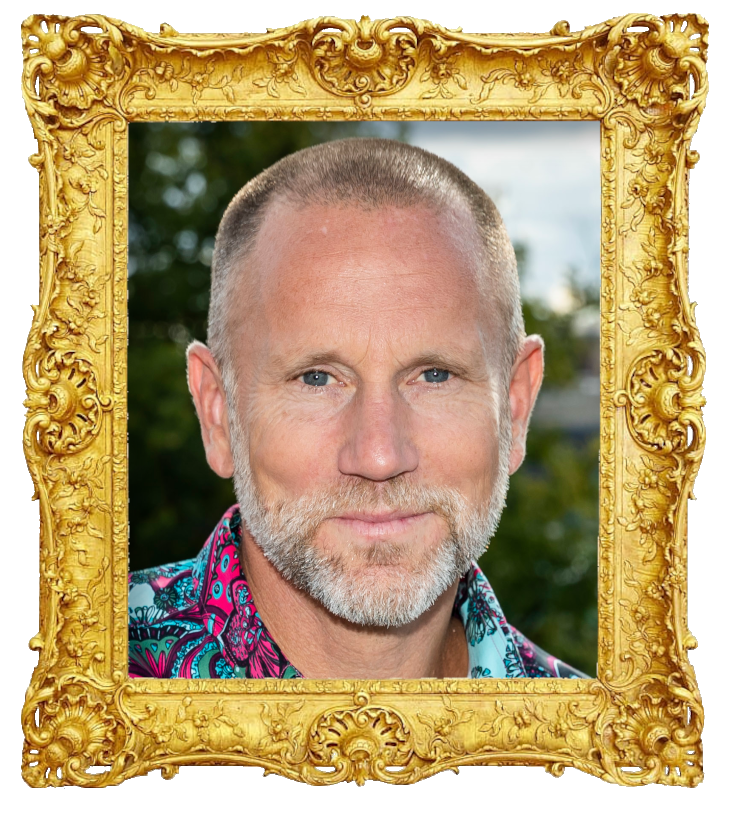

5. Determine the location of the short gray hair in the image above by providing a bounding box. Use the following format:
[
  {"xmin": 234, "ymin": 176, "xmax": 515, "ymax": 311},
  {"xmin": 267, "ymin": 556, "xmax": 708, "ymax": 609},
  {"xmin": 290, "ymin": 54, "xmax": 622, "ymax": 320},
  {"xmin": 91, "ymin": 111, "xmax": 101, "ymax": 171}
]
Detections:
[{"xmin": 207, "ymin": 137, "xmax": 524, "ymax": 384}]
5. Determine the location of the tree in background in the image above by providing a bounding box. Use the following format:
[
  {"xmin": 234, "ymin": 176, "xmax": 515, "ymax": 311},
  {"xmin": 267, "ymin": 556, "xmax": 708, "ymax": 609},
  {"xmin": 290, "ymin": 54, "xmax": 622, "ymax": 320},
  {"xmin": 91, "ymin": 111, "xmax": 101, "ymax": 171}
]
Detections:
[
  {"xmin": 479, "ymin": 257, "xmax": 599, "ymax": 674},
  {"xmin": 128, "ymin": 122, "xmax": 598, "ymax": 673}
]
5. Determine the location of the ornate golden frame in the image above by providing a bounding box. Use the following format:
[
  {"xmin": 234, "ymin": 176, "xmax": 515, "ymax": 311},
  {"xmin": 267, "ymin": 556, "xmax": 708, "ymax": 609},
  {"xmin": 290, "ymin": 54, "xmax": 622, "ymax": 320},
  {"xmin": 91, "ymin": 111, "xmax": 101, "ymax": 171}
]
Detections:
[{"xmin": 20, "ymin": 12, "xmax": 708, "ymax": 787}]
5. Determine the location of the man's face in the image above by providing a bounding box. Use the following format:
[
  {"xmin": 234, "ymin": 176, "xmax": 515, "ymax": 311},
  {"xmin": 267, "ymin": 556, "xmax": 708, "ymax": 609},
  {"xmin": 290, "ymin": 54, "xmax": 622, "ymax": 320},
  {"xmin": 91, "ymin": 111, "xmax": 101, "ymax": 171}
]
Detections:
[{"xmin": 222, "ymin": 200, "xmax": 511, "ymax": 626}]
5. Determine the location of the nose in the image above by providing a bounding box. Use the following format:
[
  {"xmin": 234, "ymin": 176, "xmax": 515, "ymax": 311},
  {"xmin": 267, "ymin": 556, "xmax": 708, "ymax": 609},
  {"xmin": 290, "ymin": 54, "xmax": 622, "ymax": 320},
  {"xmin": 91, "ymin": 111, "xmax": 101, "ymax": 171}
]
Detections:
[{"xmin": 337, "ymin": 385, "xmax": 419, "ymax": 482}]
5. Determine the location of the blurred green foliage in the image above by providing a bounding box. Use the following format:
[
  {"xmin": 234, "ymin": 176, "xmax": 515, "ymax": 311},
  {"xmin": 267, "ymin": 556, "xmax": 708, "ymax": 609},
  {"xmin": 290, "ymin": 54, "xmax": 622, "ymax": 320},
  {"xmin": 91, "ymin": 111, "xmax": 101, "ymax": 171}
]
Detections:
[
  {"xmin": 128, "ymin": 122, "xmax": 598, "ymax": 674},
  {"xmin": 479, "ymin": 427, "xmax": 598, "ymax": 674}
]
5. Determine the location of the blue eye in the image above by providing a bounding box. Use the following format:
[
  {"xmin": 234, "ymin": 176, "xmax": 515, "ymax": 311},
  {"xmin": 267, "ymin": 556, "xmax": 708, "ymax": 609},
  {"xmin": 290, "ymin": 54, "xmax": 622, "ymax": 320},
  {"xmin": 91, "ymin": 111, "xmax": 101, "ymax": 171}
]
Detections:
[
  {"xmin": 302, "ymin": 371, "xmax": 330, "ymax": 387},
  {"xmin": 422, "ymin": 368, "xmax": 450, "ymax": 383}
]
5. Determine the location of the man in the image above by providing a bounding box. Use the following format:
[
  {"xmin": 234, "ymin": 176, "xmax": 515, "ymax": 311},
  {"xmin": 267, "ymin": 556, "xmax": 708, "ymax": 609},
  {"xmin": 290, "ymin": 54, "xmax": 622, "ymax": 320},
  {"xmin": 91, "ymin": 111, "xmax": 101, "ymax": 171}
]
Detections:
[{"xmin": 128, "ymin": 138, "xmax": 587, "ymax": 680}]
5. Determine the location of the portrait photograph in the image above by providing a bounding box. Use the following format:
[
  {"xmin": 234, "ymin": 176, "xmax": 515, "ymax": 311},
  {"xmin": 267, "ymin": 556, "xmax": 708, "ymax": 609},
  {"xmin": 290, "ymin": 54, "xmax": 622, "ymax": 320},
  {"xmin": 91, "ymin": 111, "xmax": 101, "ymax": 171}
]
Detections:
[
  {"xmin": 7, "ymin": 0, "xmax": 733, "ymax": 808},
  {"xmin": 126, "ymin": 119, "xmax": 600, "ymax": 680}
]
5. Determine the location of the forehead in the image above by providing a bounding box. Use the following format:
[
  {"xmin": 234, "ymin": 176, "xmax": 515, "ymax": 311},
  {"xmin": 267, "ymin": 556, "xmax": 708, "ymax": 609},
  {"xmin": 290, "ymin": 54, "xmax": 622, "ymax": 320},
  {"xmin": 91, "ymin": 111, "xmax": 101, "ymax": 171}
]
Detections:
[
  {"xmin": 231, "ymin": 200, "xmax": 492, "ymax": 365},
  {"xmin": 257, "ymin": 199, "xmax": 481, "ymax": 297}
]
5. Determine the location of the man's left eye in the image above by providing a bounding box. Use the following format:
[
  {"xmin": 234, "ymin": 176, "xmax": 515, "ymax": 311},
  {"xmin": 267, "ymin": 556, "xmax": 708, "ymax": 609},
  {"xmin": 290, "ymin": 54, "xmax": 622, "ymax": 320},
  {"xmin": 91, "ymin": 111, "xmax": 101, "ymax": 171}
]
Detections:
[
  {"xmin": 301, "ymin": 370, "xmax": 332, "ymax": 386},
  {"xmin": 420, "ymin": 368, "xmax": 450, "ymax": 383}
]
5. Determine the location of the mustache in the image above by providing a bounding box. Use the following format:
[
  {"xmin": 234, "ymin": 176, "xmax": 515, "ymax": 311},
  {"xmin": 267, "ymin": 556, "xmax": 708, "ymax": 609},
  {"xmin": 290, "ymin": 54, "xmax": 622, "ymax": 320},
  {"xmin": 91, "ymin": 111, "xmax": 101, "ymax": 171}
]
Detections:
[{"xmin": 264, "ymin": 476, "xmax": 468, "ymax": 531}]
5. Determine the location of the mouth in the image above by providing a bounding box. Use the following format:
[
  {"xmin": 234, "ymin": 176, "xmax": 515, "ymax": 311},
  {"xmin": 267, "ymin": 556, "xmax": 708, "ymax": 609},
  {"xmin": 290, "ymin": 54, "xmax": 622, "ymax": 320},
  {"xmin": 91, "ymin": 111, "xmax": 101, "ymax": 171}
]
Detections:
[{"xmin": 331, "ymin": 511, "xmax": 433, "ymax": 539}]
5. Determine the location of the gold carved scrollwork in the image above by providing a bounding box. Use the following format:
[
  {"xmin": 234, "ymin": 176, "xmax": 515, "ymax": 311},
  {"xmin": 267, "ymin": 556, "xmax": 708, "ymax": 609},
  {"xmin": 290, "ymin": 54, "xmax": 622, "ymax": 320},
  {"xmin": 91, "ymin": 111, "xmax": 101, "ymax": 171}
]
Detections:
[
  {"xmin": 611, "ymin": 15, "xmax": 708, "ymax": 111},
  {"xmin": 417, "ymin": 695, "xmax": 473, "ymax": 757},
  {"xmin": 306, "ymin": 692, "xmax": 421, "ymax": 785},
  {"xmin": 420, "ymin": 50, "xmax": 468, "ymax": 100},
  {"xmin": 618, "ymin": 348, "xmax": 705, "ymax": 455},
  {"xmin": 22, "ymin": 16, "xmax": 128, "ymax": 117},
  {"xmin": 20, "ymin": 13, "xmax": 707, "ymax": 788},
  {"xmin": 22, "ymin": 676, "xmax": 126, "ymax": 787},
  {"xmin": 310, "ymin": 16, "xmax": 419, "ymax": 106},
  {"xmin": 25, "ymin": 350, "xmax": 108, "ymax": 455},
  {"xmin": 601, "ymin": 682, "xmax": 703, "ymax": 786},
  {"xmin": 478, "ymin": 50, "xmax": 597, "ymax": 106}
]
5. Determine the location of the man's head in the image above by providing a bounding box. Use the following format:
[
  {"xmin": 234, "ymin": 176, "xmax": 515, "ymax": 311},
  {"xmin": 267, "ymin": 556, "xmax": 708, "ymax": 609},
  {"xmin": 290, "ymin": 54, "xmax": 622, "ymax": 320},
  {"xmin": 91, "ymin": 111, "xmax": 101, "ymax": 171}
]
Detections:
[{"xmin": 187, "ymin": 138, "xmax": 544, "ymax": 628}]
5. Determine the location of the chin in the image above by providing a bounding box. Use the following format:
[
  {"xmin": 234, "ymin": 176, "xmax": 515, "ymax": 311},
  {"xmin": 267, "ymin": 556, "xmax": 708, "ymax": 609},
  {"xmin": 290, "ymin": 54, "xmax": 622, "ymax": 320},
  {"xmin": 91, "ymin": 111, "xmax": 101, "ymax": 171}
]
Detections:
[{"xmin": 296, "ymin": 539, "xmax": 464, "ymax": 629}]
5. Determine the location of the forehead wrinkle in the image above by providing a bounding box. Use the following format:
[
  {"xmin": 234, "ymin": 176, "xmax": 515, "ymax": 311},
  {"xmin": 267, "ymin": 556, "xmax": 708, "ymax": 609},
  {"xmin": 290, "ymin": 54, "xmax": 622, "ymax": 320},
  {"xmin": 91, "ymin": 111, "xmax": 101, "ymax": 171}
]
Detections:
[
  {"xmin": 262, "ymin": 264, "xmax": 481, "ymax": 319},
  {"xmin": 262, "ymin": 261, "xmax": 479, "ymax": 305}
]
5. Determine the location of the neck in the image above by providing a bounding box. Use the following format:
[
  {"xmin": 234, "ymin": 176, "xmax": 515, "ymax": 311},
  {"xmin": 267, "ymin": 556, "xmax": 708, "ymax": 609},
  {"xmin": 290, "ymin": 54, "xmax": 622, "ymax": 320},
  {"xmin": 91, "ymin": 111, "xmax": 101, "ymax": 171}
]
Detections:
[{"xmin": 238, "ymin": 528, "xmax": 468, "ymax": 679}]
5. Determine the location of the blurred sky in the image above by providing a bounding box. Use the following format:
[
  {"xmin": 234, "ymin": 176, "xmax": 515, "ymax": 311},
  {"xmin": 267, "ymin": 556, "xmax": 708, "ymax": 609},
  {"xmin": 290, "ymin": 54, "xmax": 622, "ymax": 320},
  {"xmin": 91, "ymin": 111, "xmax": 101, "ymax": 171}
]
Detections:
[{"xmin": 402, "ymin": 121, "xmax": 601, "ymax": 311}]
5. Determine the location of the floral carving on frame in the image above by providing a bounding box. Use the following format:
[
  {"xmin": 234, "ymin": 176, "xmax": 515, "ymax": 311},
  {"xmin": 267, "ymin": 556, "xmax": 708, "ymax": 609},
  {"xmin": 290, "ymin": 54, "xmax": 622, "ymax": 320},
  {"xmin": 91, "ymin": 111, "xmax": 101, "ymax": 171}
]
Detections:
[{"xmin": 20, "ymin": 13, "xmax": 707, "ymax": 787}]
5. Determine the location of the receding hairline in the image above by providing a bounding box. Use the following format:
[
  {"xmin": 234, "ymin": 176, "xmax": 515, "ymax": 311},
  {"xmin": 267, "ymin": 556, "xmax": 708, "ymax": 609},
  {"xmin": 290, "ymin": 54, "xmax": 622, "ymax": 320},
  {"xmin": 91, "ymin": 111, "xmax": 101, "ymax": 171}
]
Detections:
[
  {"xmin": 207, "ymin": 138, "xmax": 525, "ymax": 383},
  {"xmin": 228, "ymin": 192, "xmax": 487, "ymax": 303}
]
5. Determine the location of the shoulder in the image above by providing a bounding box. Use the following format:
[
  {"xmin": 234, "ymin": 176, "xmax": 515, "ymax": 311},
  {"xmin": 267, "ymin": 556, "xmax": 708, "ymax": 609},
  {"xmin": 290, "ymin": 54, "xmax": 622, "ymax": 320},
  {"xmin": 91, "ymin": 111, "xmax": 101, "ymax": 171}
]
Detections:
[
  {"xmin": 128, "ymin": 556, "xmax": 204, "ymax": 678},
  {"xmin": 458, "ymin": 562, "xmax": 591, "ymax": 679},
  {"xmin": 128, "ymin": 557, "xmax": 200, "ymax": 622},
  {"xmin": 509, "ymin": 625, "xmax": 591, "ymax": 679},
  {"xmin": 128, "ymin": 504, "xmax": 241, "ymax": 623},
  {"xmin": 127, "ymin": 505, "xmax": 243, "ymax": 679}
]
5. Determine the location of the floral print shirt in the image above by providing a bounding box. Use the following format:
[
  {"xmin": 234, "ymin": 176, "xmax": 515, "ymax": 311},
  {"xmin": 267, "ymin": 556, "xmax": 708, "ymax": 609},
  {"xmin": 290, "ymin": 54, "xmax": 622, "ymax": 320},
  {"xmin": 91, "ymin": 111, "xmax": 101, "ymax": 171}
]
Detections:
[{"xmin": 129, "ymin": 505, "xmax": 588, "ymax": 680}]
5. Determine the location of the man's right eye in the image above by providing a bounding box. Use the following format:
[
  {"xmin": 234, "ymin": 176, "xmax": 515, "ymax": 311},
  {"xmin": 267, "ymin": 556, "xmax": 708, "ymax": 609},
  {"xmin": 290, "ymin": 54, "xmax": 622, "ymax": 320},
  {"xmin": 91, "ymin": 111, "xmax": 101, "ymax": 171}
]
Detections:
[{"xmin": 301, "ymin": 370, "xmax": 331, "ymax": 387}]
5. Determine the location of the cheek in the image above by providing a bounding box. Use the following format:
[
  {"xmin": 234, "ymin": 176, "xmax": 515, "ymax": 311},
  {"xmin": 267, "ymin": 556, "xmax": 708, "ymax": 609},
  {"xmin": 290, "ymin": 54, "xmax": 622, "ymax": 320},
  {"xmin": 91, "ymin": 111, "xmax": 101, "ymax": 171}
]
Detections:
[
  {"xmin": 247, "ymin": 407, "xmax": 342, "ymax": 495},
  {"xmin": 412, "ymin": 401, "xmax": 499, "ymax": 488},
  {"xmin": 245, "ymin": 390, "xmax": 500, "ymax": 498}
]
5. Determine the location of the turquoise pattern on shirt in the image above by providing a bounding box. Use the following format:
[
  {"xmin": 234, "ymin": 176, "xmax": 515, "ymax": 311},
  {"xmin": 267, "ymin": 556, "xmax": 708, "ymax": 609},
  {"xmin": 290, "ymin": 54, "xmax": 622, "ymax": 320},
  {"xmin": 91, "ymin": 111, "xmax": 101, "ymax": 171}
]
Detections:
[{"xmin": 129, "ymin": 506, "xmax": 589, "ymax": 680}]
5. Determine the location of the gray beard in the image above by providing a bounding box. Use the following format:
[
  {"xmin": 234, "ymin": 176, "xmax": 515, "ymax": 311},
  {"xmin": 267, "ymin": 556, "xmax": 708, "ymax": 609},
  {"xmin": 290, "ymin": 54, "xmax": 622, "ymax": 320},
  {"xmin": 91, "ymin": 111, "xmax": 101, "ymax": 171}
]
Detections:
[{"xmin": 229, "ymin": 410, "xmax": 511, "ymax": 629}]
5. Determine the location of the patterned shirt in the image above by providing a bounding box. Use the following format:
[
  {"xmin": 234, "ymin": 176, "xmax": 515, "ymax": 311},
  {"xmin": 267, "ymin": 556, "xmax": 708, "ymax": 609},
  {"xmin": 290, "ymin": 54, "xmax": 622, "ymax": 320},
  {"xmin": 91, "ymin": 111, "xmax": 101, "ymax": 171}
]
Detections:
[{"xmin": 129, "ymin": 506, "xmax": 587, "ymax": 679}]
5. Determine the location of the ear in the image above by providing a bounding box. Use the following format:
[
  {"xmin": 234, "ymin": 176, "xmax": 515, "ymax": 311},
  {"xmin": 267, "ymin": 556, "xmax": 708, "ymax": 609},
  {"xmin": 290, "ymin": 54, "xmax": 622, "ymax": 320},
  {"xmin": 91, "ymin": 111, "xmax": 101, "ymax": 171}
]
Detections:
[
  {"xmin": 507, "ymin": 335, "xmax": 545, "ymax": 475},
  {"xmin": 186, "ymin": 341, "xmax": 235, "ymax": 479}
]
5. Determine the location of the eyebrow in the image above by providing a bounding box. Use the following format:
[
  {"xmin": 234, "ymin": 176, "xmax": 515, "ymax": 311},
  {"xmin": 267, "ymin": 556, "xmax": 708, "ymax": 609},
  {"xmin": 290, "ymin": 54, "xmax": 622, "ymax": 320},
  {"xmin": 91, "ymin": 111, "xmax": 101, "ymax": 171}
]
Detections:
[
  {"xmin": 272, "ymin": 350, "xmax": 349, "ymax": 373},
  {"xmin": 403, "ymin": 350, "xmax": 491, "ymax": 380}
]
